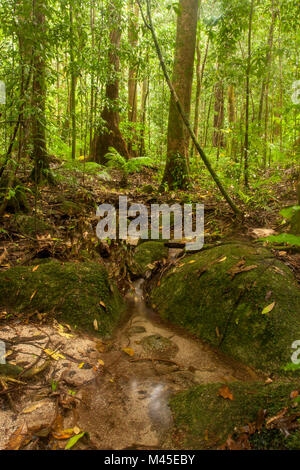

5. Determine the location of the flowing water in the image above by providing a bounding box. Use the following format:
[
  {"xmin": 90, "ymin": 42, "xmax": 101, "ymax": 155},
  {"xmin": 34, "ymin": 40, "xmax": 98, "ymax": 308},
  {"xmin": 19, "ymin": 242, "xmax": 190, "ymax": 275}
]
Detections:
[{"xmin": 76, "ymin": 278, "xmax": 260, "ymax": 450}]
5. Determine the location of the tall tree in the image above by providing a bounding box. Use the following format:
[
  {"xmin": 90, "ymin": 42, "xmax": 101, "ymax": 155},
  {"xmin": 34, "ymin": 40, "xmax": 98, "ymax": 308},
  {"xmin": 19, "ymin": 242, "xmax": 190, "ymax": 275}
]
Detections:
[
  {"xmin": 31, "ymin": 0, "xmax": 50, "ymax": 182},
  {"xmin": 162, "ymin": 0, "xmax": 199, "ymax": 189},
  {"xmin": 243, "ymin": 0, "xmax": 255, "ymax": 188},
  {"xmin": 128, "ymin": 0, "xmax": 139, "ymax": 156},
  {"xmin": 91, "ymin": 1, "xmax": 129, "ymax": 164}
]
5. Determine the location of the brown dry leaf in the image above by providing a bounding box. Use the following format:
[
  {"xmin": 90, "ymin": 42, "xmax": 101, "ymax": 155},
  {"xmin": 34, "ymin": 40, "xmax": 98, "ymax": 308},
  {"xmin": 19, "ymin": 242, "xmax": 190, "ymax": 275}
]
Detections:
[
  {"xmin": 93, "ymin": 319, "xmax": 99, "ymax": 331},
  {"xmin": 0, "ymin": 248, "xmax": 8, "ymax": 264},
  {"xmin": 99, "ymin": 301, "xmax": 106, "ymax": 309},
  {"xmin": 256, "ymin": 408, "xmax": 266, "ymax": 431},
  {"xmin": 266, "ymin": 407, "xmax": 288, "ymax": 427},
  {"xmin": 32, "ymin": 265, "xmax": 40, "ymax": 272},
  {"xmin": 290, "ymin": 390, "xmax": 299, "ymax": 399},
  {"xmin": 265, "ymin": 290, "xmax": 273, "ymax": 301},
  {"xmin": 96, "ymin": 340, "xmax": 106, "ymax": 353},
  {"xmin": 5, "ymin": 422, "xmax": 30, "ymax": 450},
  {"xmin": 218, "ymin": 385, "xmax": 234, "ymax": 401},
  {"xmin": 227, "ymin": 260, "xmax": 257, "ymax": 279}
]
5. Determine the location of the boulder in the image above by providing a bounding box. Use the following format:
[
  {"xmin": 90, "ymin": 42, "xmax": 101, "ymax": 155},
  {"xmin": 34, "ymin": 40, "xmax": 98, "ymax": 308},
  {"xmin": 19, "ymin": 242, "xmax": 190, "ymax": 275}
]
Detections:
[
  {"xmin": 0, "ymin": 261, "xmax": 125, "ymax": 336},
  {"xmin": 150, "ymin": 243, "xmax": 300, "ymax": 372}
]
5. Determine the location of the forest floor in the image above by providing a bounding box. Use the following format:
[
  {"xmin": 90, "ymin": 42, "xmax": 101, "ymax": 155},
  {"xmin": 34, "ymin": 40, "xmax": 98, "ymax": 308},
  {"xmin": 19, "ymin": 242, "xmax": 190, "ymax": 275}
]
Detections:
[{"xmin": 0, "ymin": 163, "xmax": 299, "ymax": 450}]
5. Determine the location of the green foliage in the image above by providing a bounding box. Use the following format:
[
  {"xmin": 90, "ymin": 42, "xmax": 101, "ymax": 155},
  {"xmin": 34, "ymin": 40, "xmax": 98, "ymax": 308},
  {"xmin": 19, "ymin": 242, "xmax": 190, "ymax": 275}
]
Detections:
[
  {"xmin": 280, "ymin": 206, "xmax": 300, "ymax": 220},
  {"xmin": 105, "ymin": 147, "xmax": 154, "ymax": 184},
  {"xmin": 263, "ymin": 233, "xmax": 300, "ymax": 246}
]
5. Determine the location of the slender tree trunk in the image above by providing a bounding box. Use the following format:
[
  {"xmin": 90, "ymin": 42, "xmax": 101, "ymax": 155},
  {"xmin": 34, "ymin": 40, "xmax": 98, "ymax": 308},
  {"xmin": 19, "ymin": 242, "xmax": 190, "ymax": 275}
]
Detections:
[
  {"xmin": 227, "ymin": 84, "xmax": 237, "ymax": 160},
  {"xmin": 139, "ymin": 77, "xmax": 148, "ymax": 155},
  {"xmin": 128, "ymin": 0, "xmax": 139, "ymax": 156},
  {"xmin": 162, "ymin": 0, "xmax": 199, "ymax": 189},
  {"xmin": 69, "ymin": 3, "xmax": 76, "ymax": 160},
  {"xmin": 243, "ymin": 0, "xmax": 255, "ymax": 188},
  {"xmin": 91, "ymin": 3, "xmax": 129, "ymax": 164},
  {"xmin": 31, "ymin": 0, "xmax": 50, "ymax": 182},
  {"xmin": 192, "ymin": 36, "xmax": 209, "ymax": 157},
  {"xmin": 212, "ymin": 77, "xmax": 225, "ymax": 151}
]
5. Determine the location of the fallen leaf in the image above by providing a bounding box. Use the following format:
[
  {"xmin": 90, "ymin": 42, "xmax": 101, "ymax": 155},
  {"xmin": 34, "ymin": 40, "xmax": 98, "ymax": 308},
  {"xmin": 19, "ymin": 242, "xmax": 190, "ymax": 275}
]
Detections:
[
  {"xmin": 32, "ymin": 265, "xmax": 40, "ymax": 272},
  {"xmin": 122, "ymin": 347, "xmax": 135, "ymax": 357},
  {"xmin": 22, "ymin": 402, "xmax": 45, "ymax": 414},
  {"xmin": 65, "ymin": 432, "xmax": 86, "ymax": 450},
  {"xmin": 99, "ymin": 301, "xmax": 106, "ymax": 309},
  {"xmin": 44, "ymin": 349, "xmax": 65, "ymax": 361},
  {"xmin": 53, "ymin": 429, "xmax": 74, "ymax": 440},
  {"xmin": 218, "ymin": 385, "xmax": 234, "ymax": 401},
  {"xmin": 262, "ymin": 301, "xmax": 276, "ymax": 315},
  {"xmin": 5, "ymin": 422, "xmax": 30, "ymax": 450},
  {"xmin": 291, "ymin": 390, "xmax": 299, "ymax": 399},
  {"xmin": 93, "ymin": 319, "xmax": 99, "ymax": 331},
  {"xmin": 30, "ymin": 290, "xmax": 37, "ymax": 301}
]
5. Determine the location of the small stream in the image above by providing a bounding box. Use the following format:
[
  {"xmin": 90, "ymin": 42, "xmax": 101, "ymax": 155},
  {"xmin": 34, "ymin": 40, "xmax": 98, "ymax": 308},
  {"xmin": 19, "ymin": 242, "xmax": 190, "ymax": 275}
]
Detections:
[{"xmin": 76, "ymin": 278, "xmax": 259, "ymax": 450}]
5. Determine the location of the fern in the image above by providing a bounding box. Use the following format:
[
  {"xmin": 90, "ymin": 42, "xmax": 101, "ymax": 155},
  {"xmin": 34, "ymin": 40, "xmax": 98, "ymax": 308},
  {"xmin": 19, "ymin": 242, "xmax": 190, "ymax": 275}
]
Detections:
[{"xmin": 104, "ymin": 147, "xmax": 154, "ymax": 185}]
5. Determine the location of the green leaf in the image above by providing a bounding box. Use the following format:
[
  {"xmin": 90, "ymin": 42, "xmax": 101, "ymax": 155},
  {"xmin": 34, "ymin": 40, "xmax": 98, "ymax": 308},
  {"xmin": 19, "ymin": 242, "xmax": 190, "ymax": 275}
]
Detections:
[
  {"xmin": 263, "ymin": 233, "xmax": 300, "ymax": 246},
  {"xmin": 65, "ymin": 432, "xmax": 86, "ymax": 450},
  {"xmin": 262, "ymin": 301, "xmax": 276, "ymax": 315},
  {"xmin": 279, "ymin": 206, "xmax": 300, "ymax": 220}
]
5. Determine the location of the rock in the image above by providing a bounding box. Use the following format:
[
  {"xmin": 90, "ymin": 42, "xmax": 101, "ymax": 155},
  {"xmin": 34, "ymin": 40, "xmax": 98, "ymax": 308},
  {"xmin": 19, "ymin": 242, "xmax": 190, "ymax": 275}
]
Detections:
[
  {"xmin": 131, "ymin": 241, "xmax": 169, "ymax": 276},
  {"xmin": 150, "ymin": 242, "xmax": 300, "ymax": 372},
  {"xmin": 58, "ymin": 200, "xmax": 84, "ymax": 217},
  {"xmin": 169, "ymin": 382, "xmax": 300, "ymax": 450},
  {"xmin": 0, "ymin": 363, "xmax": 23, "ymax": 377},
  {"xmin": 127, "ymin": 326, "xmax": 147, "ymax": 336},
  {"xmin": 20, "ymin": 399, "xmax": 56, "ymax": 432},
  {"xmin": 0, "ymin": 261, "xmax": 125, "ymax": 335},
  {"xmin": 141, "ymin": 334, "xmax": 178, "ymax": 359},
  {"xmin": 12, "ymin": 214, "xmax": 52, "ymax": 236},
  {"xmin": 142, "ymin": 184, "xmax": 155, "ymax": 194}
]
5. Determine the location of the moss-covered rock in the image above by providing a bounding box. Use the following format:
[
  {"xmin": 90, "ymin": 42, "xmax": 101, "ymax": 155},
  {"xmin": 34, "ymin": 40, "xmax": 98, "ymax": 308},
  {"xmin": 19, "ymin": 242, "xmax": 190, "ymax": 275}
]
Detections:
[
  {"xmin": 141, "ymin": 334, "xmax": 179, "ymax": 358},
  {"xmin": 58, "ymin": 199, "xmax": 84, "ymax": 217},
  {"xmin": 131, "ymin": 241, "xmax": 169, "ymax": 276},
  {"xmin": 150, "ymin": 243, "xmax": 300, "ymax": 372},
  {"xmin": 170, "ymin": 382, "xmax": 300, "ymax": 450},
  {"xmin": 0, "ymin": 261, "xmax": 125, "ymax": 336},
  {"xmin": 13, "ymin": 214, "xmax": 53, "ymax": 235}
]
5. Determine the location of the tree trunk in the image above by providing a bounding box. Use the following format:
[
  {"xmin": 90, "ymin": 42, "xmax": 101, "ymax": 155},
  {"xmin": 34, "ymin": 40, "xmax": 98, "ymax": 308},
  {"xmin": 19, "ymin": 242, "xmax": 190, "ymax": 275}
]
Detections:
[
  {"xmin": 227, "ymin": 84, "xmax": 237, "ymax": 159},
  {"xmin": 91, "ymin": 4, "xmax": 129, "ymax": 164},
  {"xmin": 192, "ymin": 35, "xmax": 209, "ymax": 157},
  {"xmin": 127, "ymin": 0, "xmax": 139, "ymax": 157},
  {"xmin": 243, "ymin": 0, "xmax": 255, "ymax": 188},
  {"xmin": 212, "ymin": 78, "xmax": 225, "ymax": 151},
  {"xmin": 162, "ymin": 0, "xmax": 199, "ymax": 189},
  {"xmin": 69, "ymin": 3, "xmax": 76, "ymax": 160},
  {"xmin": 31, "ymin": 0, "xmax": 50, "ymax": 182}
]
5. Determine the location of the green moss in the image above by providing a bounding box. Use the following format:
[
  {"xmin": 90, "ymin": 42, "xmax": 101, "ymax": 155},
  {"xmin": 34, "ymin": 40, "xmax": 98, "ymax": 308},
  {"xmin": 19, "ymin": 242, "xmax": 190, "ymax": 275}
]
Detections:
[
  {"xmin": 170, "ymin": 381, "xmax": 300, "ymax": 450},
  {"xmin": 59, "ymin": 200, "xmax": 83, "ymax": 216},
  {"xmin": 0, "ymin": 261, "xmax": 125, "ymax": 336},
  {"xmin": 13, "ymin": 214, "xmax": 52, "ymax": 235},
  {"xmin": 131, "ymin": 241, "xmax": 169, "ymax": 276},
  {"xmin": 151, "ymin": 243, "xmax": 300, "ymax": 372}
]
